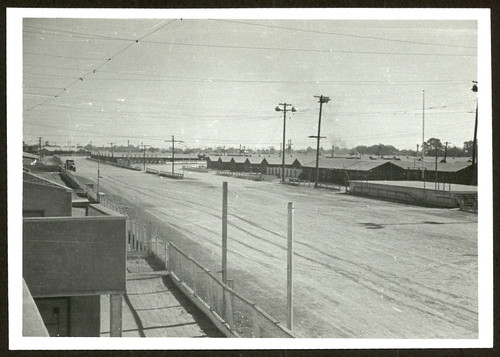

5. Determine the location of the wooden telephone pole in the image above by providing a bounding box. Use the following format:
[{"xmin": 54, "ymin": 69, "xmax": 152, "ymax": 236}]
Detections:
[
  {"xmin": 275, "ymin": 103, "xmax": 297, "ymax": 183},
  {"xmin": 108, "ymin": 142, "xmax": 115, "ymax": 158},
  {"xmin": 309, "ymin": 95, "xmax": 330, "ymax": 188},
  {"xmin": 140, "ymin": 143, "xmax": 149, "ymax": 171},
  {"xmin": 166, "ymin": 136, "xmax": 184, "ymax": 174}
]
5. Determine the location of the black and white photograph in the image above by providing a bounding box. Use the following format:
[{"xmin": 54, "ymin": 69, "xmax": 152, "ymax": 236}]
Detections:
[{"xmin": 8, "ymin": 7, "xmax": 493, "ymax": 350}]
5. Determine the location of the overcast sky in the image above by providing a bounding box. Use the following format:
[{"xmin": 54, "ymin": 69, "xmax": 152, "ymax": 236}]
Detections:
[{"xmin": 21, "ymin": 15, "xmax": 478, "ymax": 151}]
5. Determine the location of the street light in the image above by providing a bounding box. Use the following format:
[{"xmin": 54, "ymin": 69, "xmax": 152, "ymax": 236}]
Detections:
[{"xmin": 275, "ymin": 103, "xmax": 297, "ymax": 183}]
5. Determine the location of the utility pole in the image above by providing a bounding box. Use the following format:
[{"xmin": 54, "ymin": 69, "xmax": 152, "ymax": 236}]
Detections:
[
  {"xmin": 108, "ymin": 142, "xmax": 115, "ymax": 158},
  {"xmin": 471, "ymin": 81, "xmax": 478, "ymax": 186},
  {"xmin": 287, "ymin": 139, "xmax": 292, "ymax": 156},
  {"xmin": 415, "ymin": 143, "xmax": 419, "ymax": 168},
  {"xmin": 37, "ymin": 136, "xmax": 42, "ymax": 162},
  {"xmin": 165, "ymin": 136, "xmax": 184, "ymax": 174},
  {"xmin": 276, "ymin": 103, "xmax": 297, "ymax": 183},
  {"xmin": 309, "ymin": 95, "xmax": 330, "ymax": 188},
  {"xmin": 127, "ymin": 140, "xmax": 130, "ymax": 166},
  {"xmin": 442, "ymin": 141, "xmax": 449, "ymax": 163},
  {"xmin": 140, "ymin": 143, "xmax": 149, "ymax": 171},
  {"xmin": 435, "ymin": 146, "xmax": 438, "ymax": 190}
]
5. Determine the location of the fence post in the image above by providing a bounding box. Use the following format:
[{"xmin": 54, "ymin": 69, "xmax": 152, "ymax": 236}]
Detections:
[
  {"xmin": 135, "ymin": 223, "xmax": 139, "ymax": 251},
  {"xmin": 138, "ymin": 223, "xmax": 142, "ymax": 251},
  {"xmin": 126, "ymin": 220, "xmax": 130, "ymax": 249},
  {"xmin": 165, "ymin": 242, "xmax": 169, "ymax": 271},
  {"xmin": 226, "ymin": 279, "xmax": 235, "ymax": 327},
  {"xmin": 110, "ymin": 294, "xmax": 123, "ymax": 337},
  {"xmin": 222, "ymin": 182, "xmax": 228, "ymax": 320},
  {"xmin": 132, "ymin": 221, "xmax": 136, "ymax": 250},
  {"xmin": 150, "ymin": 221, "xmax": 156, "ymax": 256},
  {"xmin": 287, "ymin": 202, "xmax": 294, "ymax": 331}
]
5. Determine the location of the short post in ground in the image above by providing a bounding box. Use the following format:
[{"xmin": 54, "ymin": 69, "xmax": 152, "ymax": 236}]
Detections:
[
  {"xmin": 222, "ymin": 181, "xmax": 228, "ymax": 320},
  {"xmin": 287, "ymin": 202, "xmax": 294, "ymax": 330},
  {"xmin": 110, "ymin": 294, "xmax": 123, "ymax": 337}
]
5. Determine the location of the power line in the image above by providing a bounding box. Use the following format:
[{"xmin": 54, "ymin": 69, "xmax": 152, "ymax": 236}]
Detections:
[
  {"xmin": 24, "ymin": 71, "xmax": 78, "ymax": 78},
  {"xmin": 23, "ymin": 51, "xmax": 107, "ymax": 61},
  {"xmin": 48, "ymin": 74, "xmax": 470, "ymax": 85},
  {"xmin": 24, "ymin": 102, "xmax": 280, "ymax": 120},
  {"xmin": 89, "ymin": 69, "xmax": 473, "ymax": 85},
  {"xmin": 24, "ymin": 118, "xmax": 473, "ymax": 148},
  {"xmin": 25, "ymin": 20, "xmax": 477, "ymax": 51},
  {"xmin": 24, "ymin": 26, "xmax": 132, "ymax": 42},
  {"xmin": 139, "ymin": 38, "xmax": 476, "ymax": 57},
  {"xmin": 25, "ymin": 19, "xmax": 177, "ymax": 112},
  {"xmin": 213, "ymin": 19, "xmax": 477, "ymax": 50},
  {"xmin": 23, "ymin": 85, "xmax": 65, "ymax": 90},
  {"xmin": 24, "ymin": 63, "xmax": 95, "ymax": 72}
]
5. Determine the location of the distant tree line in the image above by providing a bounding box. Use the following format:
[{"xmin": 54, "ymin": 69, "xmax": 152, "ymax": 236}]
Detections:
[
  {"xmin": 352, "ymin": 140, "xmax": 474, "ymax": 158},
  {"xmin": 34, "ymin": 139, "xmax": 474, "ymax": 158}
]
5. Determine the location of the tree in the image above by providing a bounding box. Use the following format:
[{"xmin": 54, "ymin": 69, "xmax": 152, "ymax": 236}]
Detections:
[
  {"xmin": 463, "ymin": 140, "xmax": 474, "ymax": 156},
  {"xmin": 424, "ymin": 138, "xmax": 443, "ymax": 156}
]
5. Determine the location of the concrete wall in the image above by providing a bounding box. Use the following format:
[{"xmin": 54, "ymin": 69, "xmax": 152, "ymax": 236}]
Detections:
[
  {"xmin": 86, "ymin": 203, "xmax": 120, "ymax": 217},
  {"xmin": 33, "ymin": 295, "xmax": 100, "ymax": 337},
  {"xmin": 23, "ymin": 181, "xmax": 72, "ymax": 217},
  {"xmin": 349, "ymin": 181, "xmax": 461, "ymax": 208},
  {"xmin": 60, "ymin": 169, "xmax": 82, "ymax": 189},
  {"xmin": 25, "ymin": 164, "xmax": 61, "ymax": 173},
  {"xmin": 69, "ymin": 295, "xmax": 101, "ymax": 336},
  {"xmin": 23, "ymin": 216, "xmax": 127, "ymax": 297}
]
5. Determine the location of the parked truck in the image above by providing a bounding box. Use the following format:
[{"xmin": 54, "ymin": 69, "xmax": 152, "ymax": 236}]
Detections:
[{"xmin": 65, "ymin": 159, "xmax": 76, "ymax": 171}]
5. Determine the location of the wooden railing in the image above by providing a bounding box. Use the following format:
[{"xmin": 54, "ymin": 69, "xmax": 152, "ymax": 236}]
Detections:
[{"xmin": 125, "ymin": 218, "xmax": 296, "ymax": 338}]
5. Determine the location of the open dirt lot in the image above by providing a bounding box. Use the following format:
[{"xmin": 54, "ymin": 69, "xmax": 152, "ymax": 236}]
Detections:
[{"xmin": 72, "ymin": 157, "xmax": 478, "ymax": 338}]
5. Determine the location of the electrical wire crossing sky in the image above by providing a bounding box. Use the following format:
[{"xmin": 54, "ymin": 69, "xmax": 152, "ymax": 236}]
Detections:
[{"xmin": 21, "ymin": 14, "xmax": 478, "ymax": 151}]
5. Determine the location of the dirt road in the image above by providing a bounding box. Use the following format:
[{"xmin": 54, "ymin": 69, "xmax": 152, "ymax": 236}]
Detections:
[{"xmin": 73, "ymin": 157, "xmax": 478, "ymax": 338}]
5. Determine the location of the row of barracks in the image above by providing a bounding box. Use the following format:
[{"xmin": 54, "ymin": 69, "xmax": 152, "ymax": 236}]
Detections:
[
  {"xmin": 90, "ymin": 151, "xmax": 200, "ymax": 165},
  {"xmin": 205, "ymin": 155, "xmax": 475, "ymax": 185}
]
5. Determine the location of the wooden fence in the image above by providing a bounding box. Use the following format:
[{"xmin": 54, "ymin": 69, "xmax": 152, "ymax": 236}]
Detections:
[{"xmin": 216, "ymin": 171, "xmax": 263, "ymax": 181}]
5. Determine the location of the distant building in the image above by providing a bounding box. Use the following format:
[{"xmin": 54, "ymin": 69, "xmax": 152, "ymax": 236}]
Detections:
[
  {"xmin": 264, "ymin": 156, "xmax": 302, "ymax": 178},
  {"xmin": 23, "ymin": 142, "xmax": 39, "ymax": 154},
  {"xmin": 299, "ymin": 157, "xmax": 406, "ymax": 184},
  {"xmin": 395, "ymin": 161, "xmax": 474, "ymax": 185},
  {"xmin": 230, "ymin": 156, "xmax": 251, "ymax": 172},
  {"xmin": 204, "ymin": 154, "xmax": 474, "ymax": 186}
]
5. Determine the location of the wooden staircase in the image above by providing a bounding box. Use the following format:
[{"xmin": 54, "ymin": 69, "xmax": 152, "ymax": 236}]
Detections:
[{"xmin": 453, "ymin": 192, "xmax": 478, "ymax": 212}]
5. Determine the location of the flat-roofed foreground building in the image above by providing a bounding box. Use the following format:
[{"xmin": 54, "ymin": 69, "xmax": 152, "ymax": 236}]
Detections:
[{"xmin": 22, "ymin": 172, "xmax": 126, "ymax": 337}]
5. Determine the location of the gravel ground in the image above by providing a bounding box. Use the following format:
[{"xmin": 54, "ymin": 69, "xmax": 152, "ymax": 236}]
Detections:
[{"xmin": 71, "ymin": 156, "xmax": 478, "ymax": 339}]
